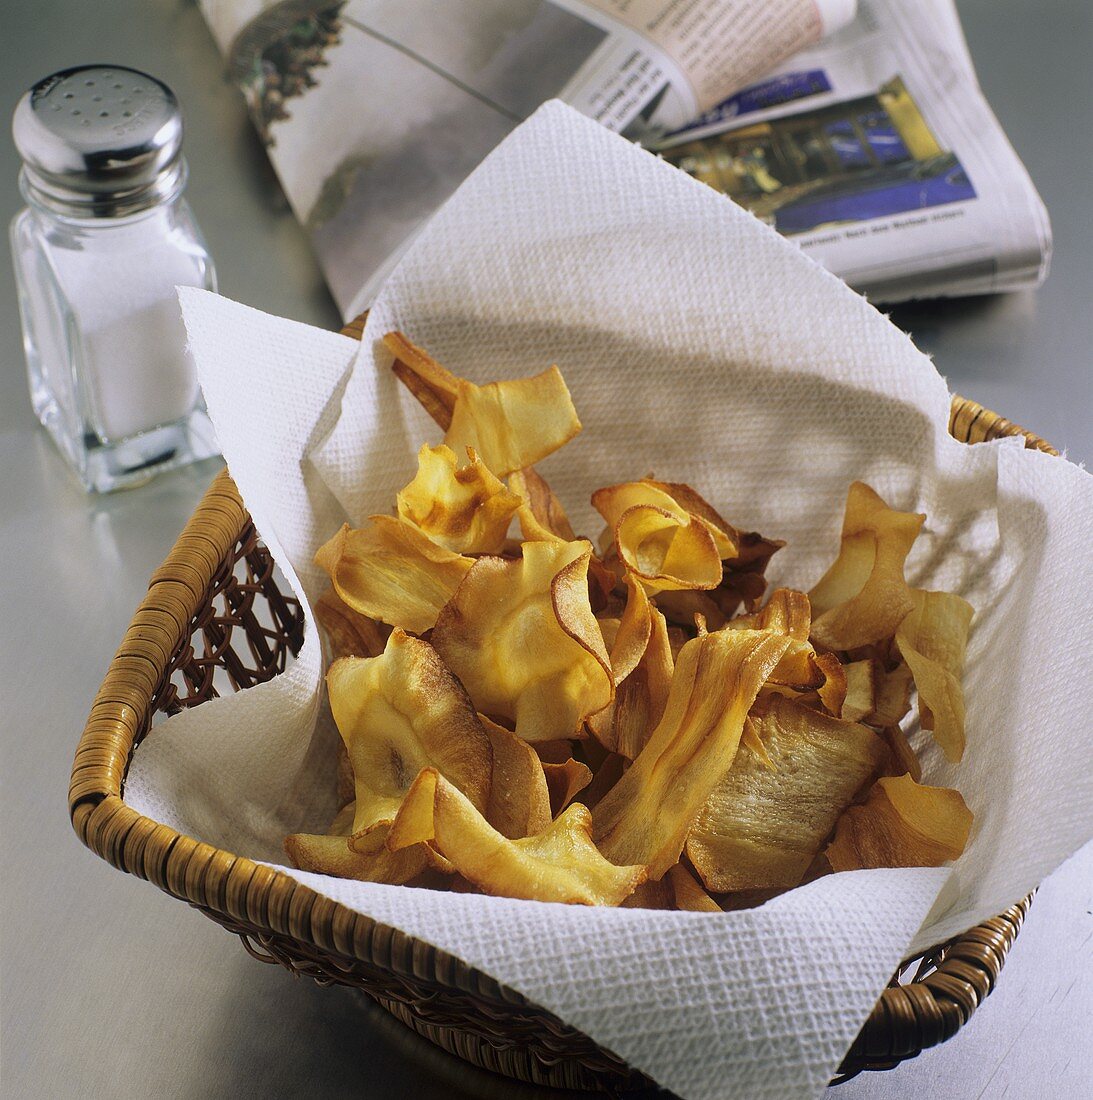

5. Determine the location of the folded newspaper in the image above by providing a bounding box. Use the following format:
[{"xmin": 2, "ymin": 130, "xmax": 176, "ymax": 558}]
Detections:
[{"xmin": 200, "ymin": 0, "xmax": 1050, "ymax": 315}]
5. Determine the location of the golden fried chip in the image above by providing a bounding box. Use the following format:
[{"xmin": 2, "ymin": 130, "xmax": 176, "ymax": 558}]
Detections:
[
  {"xmin": 543, "ymin": 758, "xmax": 593, "ymax": 817},
  {"xmin": 384, "ymin": 331, "xmax": 459, "ymax": 429},
  {"xmin": 444, "ymin": 368, "xmax": 581, "ymax": 479},
  {"xmin": 335, "ymin": 740, "xmax": 355, "ymax": 805},
  {"xmin": 655, "ymin": 590, "xmax": 728, "ymax": 631},
  {"xmin": 284, "ymin": 803, "xmax": 435, "ymax": 885},
  {"xmin": 592, "ymin": 482, "xmax": 725, "ymax": 593},
  {"xmin": 667, "ymin": 864, "xmax": 722, "ymax": 912},
  {"xmin": 895, "ymin": 589, "xmax": 974, "ymax": 763},
  {"xmin": 479, "ymin": 715, "xmax": 552, "ymax": 840},
  {"xmin": 592, "ymin": 628, "xmax": 791, "ymax": 878},
  {"xmin": 533, "ymin": 739, "xmax": 578, "ymax": 764},
  {"xmin": 618, "ymin": 505, "xmax": 724, "ymax": 593},
  {"xmin": 509, "ymin": 466, "xmax": 576, "ymax": 542},
  {"xmin": 686, "ymin": 695, "xmax": 886, "ymax": 892},
  {"xmin": 327, "ymin": 630, "xmax": 492, "ymax": 838},
  {"xmin": 728, "ymin": 591, "xmax": 847, "ymax": 716},
  {"xmin": 315, "ymin": 587, "xmax": 392, "ymax": 660},
  {"xmin": 315, "ymin": 517, "xmax": 473, "ymax": 635},
  {"xmin": 809, "ymin": 482, "xmax": 925, "ymax": 650},
  {"xmin": 590, "ymin": 604, "xmax": 674, "ymax": 759},
  {"xmin": 814, "ymin": 651, "xmax": 848, "ymax": 715},
  {"xmin": 840, "ymin": 659, "xmax": 876, "ymax": 722},
  {"xmin": 388, "ymin": 769, "xmax": 645, "ymax": 906},
  {"xmin": 432, "ymin": 540, "xmax": 613, "ymax": 742},
  {"xmin": 728, "ymin": 589, "xmax": 813, "ymax": 684},
  {"xmin": 868, "ymin": 659, "xmax": 914, "ymax": 727},
  {"xmin": 639, "ymin": 480, "xmax": 738, "ymax": 558},
  {"xmin": 827, "ymin": 774, "xmax": 972, "ymax": 870},
  {"xmin": 396, "ymin": 444, "xmax": 522, "ymax": 555},
  {"xmin": 878, "ymin": 724, "xmax": 922, "ymax": 781},
  {"xmin": 621, "ymin": 878, "xmax": 675, "ymax": 909}
]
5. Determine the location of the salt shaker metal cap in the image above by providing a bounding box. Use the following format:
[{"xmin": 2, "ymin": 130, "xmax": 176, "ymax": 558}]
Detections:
[{"xmin": 12, "ymin": 65, "xmax": 185, "ymax": 218}]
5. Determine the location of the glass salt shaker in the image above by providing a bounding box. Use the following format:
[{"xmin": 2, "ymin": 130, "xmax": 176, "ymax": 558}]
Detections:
[{"xmin": 10, "ymin": 65, "xmax": 218, "ymax": 492}]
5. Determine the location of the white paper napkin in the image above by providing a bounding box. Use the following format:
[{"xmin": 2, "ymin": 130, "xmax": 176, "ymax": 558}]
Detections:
[{"xmin": 126, "ymin": 102, "xmax": 1093, "ymax": 1099}]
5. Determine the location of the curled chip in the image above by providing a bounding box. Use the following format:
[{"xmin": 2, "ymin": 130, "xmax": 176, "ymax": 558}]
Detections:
[
  {"xmin": 592, "ymin": 481, "xmax": 726, "ymax": 593},
  {"xmin": 895, "ymin": 589, "xmax": 974, "ymax": 763},
  {"xmin": 827, "ymin": 773, "xmax": 972, "ymax": 871},
  {"xmin": 542, "ymin": 758, "xmax": 593, "ymax": 816},
  {"xmin": 315, "ymin": 517, "xmax": 472, "ymax": 635},
  {"xmin": 510, "ymin": 467, "xmax": 576, "ymax": 542},
  {"xmin": 809, "ymin": 482, "xmax": 925, "ymax": 651},
  {"xmin": 592, "ymin": 627, "xmax": 790, "ymax": 878},
  {"xmin": 686, "ymin": 695, "xmax": 886, "ymax": 892},
  {"xmin": 432, "ymin": 539, "xmax": 613, "ymax": 742},
  {"xmin": 444, "ymin": 367, "xmax": 581, "ymax": 478},
  {"xmin": 327, "ymin": 630, "xmax": 492, "ymax": 838},
  {"xmin": 616, "ymin": 505, "xmax": 723, "ymax": 593},
  {"xmin": 285, "ymin": 803, "xmax": 438, "ymax": 885},
  {"xmin": 479, "ymin": 715, "xmax": 552, "ymax": 840},
  {"xmin": 384, "ymin": 331, "xmax": 459, "ymax": 429},
  {"xmin": 388, "ymin": 768, "xmax": 645, "ymax": 906},
  {"xmin": 314, "ymin": 587, "xmax": 390, "ymax": 660},
  {"xmin": 397, "ymin": 444, "xmax": 522, "ymax": 555},
  {"xmin": 590, "ymin": 603, "xmax": 674, "ymax": 759},
  {"xmin": 840, "ymin": 659, "xmax": 876, "ymax": 722}
]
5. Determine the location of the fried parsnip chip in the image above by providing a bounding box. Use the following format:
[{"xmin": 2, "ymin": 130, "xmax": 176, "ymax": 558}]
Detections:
[
  {"xmin": 895, "ymin": 589, "xmax": 974, "ymax": 763},
  {"xmin": 868, "ymin": 659, "xmax": 914, "ymax": 727},
  {"xmin": 479, "ymin": 715, "xmax": 552, "ymax": 839},
  {"xmin": 878, "ymin": 724, "xmax": 922, "ymax": 781},
  {"xmin": 432, "ymin": 540, "xmax": 613, "ymax": 742},
  {"xmin": 668, "ymin": 864, "xmax": 722, "ymax": 912},
  {"xmin": 396, "ymin": 444, "xmax": 522, "ymax": 555},
  {"xmin": 621, "ymin": 878, "xmax": 675, "ymax": 909},
  {"xmin": 655, "ymin": 589, "xmax": 728, "ymax": 632},
  {"xmin": 686, "ymin": 695, "xmax": 886, "ymax": 892},
  {"xmin": 388, "ymin": 769, "xmax": 645, "ymax": 906},
  {"xmin": 284, "ymin": 803, "xmax": 435, "ymax": 885},
  {"xmin": 315, "ymin": 587, "xmax": 391, "ymax": 660},
  {"xmin": 385, "ymin": 331, "xmax": 459, "ymax": 429},
  {"xmin": 809, "ymin": 482, "xmax": 925, "ymax": 651},
  {"xmin": 840, "ymin": 660, "xmax": 875, "ymax": 722},
  {"xmin": 590, "ymin": 604, "xmax": 675, "ymax": 759},
  {"xmin": 444, "ymin": 368, "xmax": 581, "ymax": 479},
  {"xmin": 616, "ymin": 505, "xmax": 723, "ymax": 593},
  {"xmin": 592, "ymin": 628, "xmax": 790, "ymax": 878},
  {"xmin": 640, "ymin": 480, "xmax": 737, "ymax": 558},
  {"xmin": 543, "ymin": 758, "xmax": 593, "ymax": 817},
  {"xmin": 592, "ymin": 482, "xmax": 725, "ymax": 593},
  {"xmin": 327, "ymin": 631, "xmax": 491, "ymax": 838},
  {"xmin": 510, "ymin": 467, "xmax": 576, "ymax": 542},
  {"xmin": 827, "ymin": 774, "xmax": 972, "ymax": 870},
  {"xmin": 315, "ymin": 517, "xmax": 472, "ymax": 635}
]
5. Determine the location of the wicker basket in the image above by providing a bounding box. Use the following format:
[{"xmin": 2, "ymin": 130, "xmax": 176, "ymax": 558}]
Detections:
[{"xmin": 70, "ymin": 315, "xmax": 1049, "ymax": 1093}]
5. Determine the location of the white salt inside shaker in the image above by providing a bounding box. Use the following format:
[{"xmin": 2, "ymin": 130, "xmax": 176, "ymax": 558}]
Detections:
[{"xmin": 11, "ymin": 65, "xmax": 218, "ymax": 492}]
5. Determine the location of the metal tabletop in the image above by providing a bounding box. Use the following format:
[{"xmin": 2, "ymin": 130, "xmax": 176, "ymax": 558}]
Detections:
[{"xmin": 2, "ymin": 2, "xmax": 1090, "ymax": 1097}]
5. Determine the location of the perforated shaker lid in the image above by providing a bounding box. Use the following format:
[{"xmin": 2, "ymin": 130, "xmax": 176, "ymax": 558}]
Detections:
[{"xmin": 12, "ymin": 65, "xmax": 186, "ymax": 217}]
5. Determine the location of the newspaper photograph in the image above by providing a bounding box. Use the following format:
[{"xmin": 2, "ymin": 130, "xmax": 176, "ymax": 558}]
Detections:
[
  {"xmin": 655, "ymin": 0, "xmax": 1051, "ymax": 302},
  {"xmin": 199, "ymin": 0, "xmax": 1048, "ymax": 316}
]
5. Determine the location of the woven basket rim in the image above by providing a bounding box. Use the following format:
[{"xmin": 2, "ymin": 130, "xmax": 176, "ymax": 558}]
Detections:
[{"xmin": 69, "ymin": 315, "xmax": 1054, "ymax": 1084}]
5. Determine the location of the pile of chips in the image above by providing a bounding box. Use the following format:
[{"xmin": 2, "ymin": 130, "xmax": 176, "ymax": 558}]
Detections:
[{"xmin": 285, "ymin": 334, "xmax": 974, "ymax": 911}]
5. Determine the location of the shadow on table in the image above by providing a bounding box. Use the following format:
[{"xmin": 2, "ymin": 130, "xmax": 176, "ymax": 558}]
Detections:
[{"xmin": 196, "ymin": 949, "xmax": 641, "ymax": 1099}]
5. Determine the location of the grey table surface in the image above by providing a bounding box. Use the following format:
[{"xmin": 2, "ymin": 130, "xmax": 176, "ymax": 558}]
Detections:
[{"xmin": 1, "ymin": 2, "xmax": 1090, "ymax": 1098}]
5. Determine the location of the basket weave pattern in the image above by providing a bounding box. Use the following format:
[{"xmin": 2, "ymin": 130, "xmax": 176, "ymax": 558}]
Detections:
[{"xmin": 69, "ymin": 321, "xmax": 1050, "ymax": 1091}]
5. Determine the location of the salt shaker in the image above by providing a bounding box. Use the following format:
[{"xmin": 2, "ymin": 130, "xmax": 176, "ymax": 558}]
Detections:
[{"xmin": 10, "ymin": 65, "xmax": 218, "ymax": 492}]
